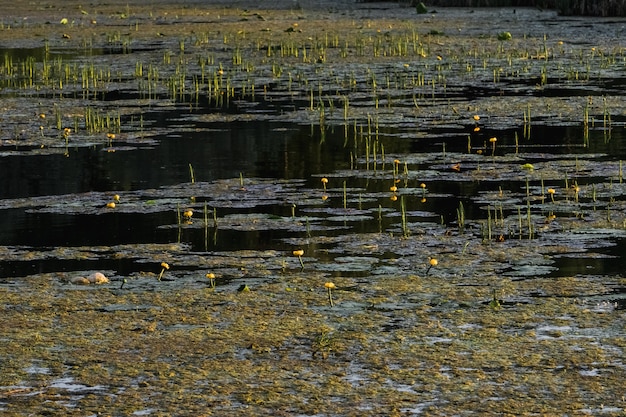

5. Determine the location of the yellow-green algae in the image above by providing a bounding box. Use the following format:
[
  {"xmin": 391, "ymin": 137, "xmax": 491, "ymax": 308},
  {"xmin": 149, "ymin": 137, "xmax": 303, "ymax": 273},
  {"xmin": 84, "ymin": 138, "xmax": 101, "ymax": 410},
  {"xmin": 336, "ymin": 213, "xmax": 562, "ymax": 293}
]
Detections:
[
  {"xmin": 1, "ymin": 263, "xmax": 623, "ymax": 415},
  {"xmin": 0, "ymin": 0, "xmax": 625, "ymax": 415}
]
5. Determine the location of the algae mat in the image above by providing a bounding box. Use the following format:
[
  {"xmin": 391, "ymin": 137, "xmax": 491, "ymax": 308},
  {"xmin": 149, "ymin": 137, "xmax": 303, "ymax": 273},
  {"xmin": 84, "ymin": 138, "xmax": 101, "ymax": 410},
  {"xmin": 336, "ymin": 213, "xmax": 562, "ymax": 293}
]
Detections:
[{"xmin": 0, "ymin": 1, "xmax": 625, "ymax": 416}]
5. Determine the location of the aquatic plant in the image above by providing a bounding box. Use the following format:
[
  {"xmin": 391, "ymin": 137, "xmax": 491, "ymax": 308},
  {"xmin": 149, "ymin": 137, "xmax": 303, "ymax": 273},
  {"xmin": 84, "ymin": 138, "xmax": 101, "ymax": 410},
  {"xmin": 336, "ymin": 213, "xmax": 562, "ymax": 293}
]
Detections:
[
  {"xmin": 312, "ymin": 330, "xmax": 335, "ymax": 359},
  {"xmin": 489, "ymin": 137, "xmax": 497, "ymax": 156},
  {"xmin": 189, "ymin": 163, "xmax": 195, "ymax": 184},
  {"xmin": 321, "ymin": 177, "xmax": 328, "ymax": 191},
  {"xmin": 457, "ymin": 201, "xmax": 465, "ymax": 233},
  {"xmin": 401, "ymin": 195, "xmax": 409, "ymax": 238},
  {"xmin": 415, "ymin": 2, "xmax": 428, "ymax": 14},
  {"xmin": 293, "ymin": 249, "xmax": 305, "ymax": 268},
  {"xmin": 497, "ymin": 32, "xmax": 512, "ymax": 41},
  {"xmin": 572, "ymin": 184, "xmax": 580, "ymax": 203},
  {"xmin": 324, "ymin": 282, "xmax": 336, "ymax": 307},
  {"xmin": 206, "ymin": 272, "xmax": 216, "ymax": 288},
  {"xmin": 489, "ymin": 289, "xmax": 502, "ymax": 310},
  {"xmin": 158, "ymin": 262, "xmax": 170, "ymax": 281},
  {"xmin": 426, "ymin": 257, "xmax": 438, "ymax": 275}
]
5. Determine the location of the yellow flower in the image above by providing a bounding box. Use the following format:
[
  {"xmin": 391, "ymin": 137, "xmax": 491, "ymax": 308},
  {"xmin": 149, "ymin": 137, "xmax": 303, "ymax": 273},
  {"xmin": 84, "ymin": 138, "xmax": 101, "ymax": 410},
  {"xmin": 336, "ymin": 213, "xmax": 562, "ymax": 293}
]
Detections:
[
  {"xmin": 325, "ymin": 282, "xmax": 336, "ymax": 307},
  {"xmin": 206, "ymin": 272, "xmax": 216, "ymax": 288},
  {"xmin": 426, "ymin": 257, "xmax": 438, "ymax": 275},
  {"xmin": 158, "ymin": 262, "xmax": 170, "ymax": 281},
  {"xmin": 473, "ymin": 115, "xmax": 480, "ymax": 121},
  {"xmin": 390, "ymin": 185, "xmax": 398, "ymax": 192},
  {"xmin": 106, "ymin": 202, "xmax": 116, "ymax": 209},
  {"xmin": 293, "ymin": 249, "xmax": 305, "ymax": 268}
]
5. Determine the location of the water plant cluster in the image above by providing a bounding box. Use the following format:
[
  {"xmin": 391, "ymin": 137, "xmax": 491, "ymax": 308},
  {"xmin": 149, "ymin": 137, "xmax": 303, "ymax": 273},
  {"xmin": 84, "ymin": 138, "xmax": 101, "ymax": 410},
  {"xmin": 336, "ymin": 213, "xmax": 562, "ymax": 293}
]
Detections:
[{"xmin": 0, "ymin": 1, "xmax": 624, "ymax": 415}]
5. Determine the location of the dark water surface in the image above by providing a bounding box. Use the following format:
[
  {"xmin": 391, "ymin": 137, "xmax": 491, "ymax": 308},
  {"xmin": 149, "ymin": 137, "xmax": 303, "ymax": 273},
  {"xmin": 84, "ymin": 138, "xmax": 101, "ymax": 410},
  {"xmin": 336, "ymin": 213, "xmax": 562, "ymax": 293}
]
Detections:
[
  {"xmin": 0, "ymin": 5, "xmax": 625, "ymax": 301},
  {"xmin": 1, "ymin": 117, "xmax": 626, "ymax": 285}
]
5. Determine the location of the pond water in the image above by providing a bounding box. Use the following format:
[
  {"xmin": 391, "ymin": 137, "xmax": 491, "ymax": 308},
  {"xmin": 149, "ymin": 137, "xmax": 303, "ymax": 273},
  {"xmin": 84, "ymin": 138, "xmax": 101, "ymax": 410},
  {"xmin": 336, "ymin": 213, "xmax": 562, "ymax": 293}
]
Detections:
[
  {"xmin": 0, "ymin": 3, "xmax": 624, "ymax": 415},
  {"xmin": 1, "ymin": 111, "xmax": 626, "ymax": 292}
]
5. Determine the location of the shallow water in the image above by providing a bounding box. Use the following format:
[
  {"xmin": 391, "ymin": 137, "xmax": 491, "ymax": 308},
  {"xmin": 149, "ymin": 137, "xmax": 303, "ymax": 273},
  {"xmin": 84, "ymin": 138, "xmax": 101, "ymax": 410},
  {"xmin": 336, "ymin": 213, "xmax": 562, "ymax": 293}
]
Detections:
[
  {"xmin": 0, "ymin": 2, "xmax": 625, "ymax": 416},
  {"xmin": 1, "ymin": 120, "xmax": 626, "ymax": 285}
]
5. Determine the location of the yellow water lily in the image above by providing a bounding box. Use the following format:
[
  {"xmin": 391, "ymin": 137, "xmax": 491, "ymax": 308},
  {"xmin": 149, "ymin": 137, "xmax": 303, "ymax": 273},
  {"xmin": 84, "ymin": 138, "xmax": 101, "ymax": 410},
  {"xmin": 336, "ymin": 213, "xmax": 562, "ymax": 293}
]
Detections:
[
  {"xmin": 293, "ymin": 249, "xmax": 305, "ymax": 268},
  {"xmin": 206, "ymin": 272, "xmax": 216, "ymax": 288},
  {"xmin": 321, "ymin": 177, "xmax": 328, "ymax": 191},
  {"xmin": 158, "ymin": 262, "xmax": 170, "ymax": 281},
  {"xmin": 426, "ymin": 257, "xmax": 438, "ymax": 275},
  {"xmin": 325, "ymin": 282, "xmax": 336, "ymax": 307}
]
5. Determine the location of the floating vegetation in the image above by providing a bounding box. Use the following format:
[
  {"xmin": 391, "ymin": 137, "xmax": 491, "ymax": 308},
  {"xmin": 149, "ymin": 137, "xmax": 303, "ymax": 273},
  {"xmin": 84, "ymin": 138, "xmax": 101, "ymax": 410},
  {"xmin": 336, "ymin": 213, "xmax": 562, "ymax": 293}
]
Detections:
[{"xmin": 0, "ymin": 2, "xmax": 625, "ymax": 416}]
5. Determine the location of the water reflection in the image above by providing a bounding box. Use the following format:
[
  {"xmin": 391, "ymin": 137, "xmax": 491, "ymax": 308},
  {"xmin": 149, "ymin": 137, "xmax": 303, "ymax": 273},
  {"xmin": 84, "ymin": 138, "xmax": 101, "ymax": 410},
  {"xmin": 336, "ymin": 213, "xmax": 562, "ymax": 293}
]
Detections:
[{"xmin": 0, "ymin": 114, "xmax": 625, "ymax": 280}]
